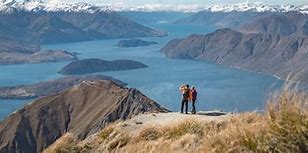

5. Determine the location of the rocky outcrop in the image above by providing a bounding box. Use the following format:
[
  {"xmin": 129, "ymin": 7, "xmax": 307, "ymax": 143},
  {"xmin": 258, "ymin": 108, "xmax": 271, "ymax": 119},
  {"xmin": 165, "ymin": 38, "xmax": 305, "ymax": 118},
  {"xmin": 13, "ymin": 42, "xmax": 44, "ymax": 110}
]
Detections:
[
  {"xmin": 160, "ymin": 28, "xmax": 308, "ymax": 83},
  {"xmin": 0, "ymin": 75, "xmax": 126, "ymax": 99},
  {"xmin": 59, "ymin": 58, "xmax": 148, "ymax": 75},
  {"xmin": 0, "ymin": 80, "xmax": 169, "ymax": 153},
  {"xmin": 115, "ymin": 39, "xmax": 158, "ymax": 48},
  {"xmin": 0, "ymin": 39, "xmax": 78, "ymax": 65}
]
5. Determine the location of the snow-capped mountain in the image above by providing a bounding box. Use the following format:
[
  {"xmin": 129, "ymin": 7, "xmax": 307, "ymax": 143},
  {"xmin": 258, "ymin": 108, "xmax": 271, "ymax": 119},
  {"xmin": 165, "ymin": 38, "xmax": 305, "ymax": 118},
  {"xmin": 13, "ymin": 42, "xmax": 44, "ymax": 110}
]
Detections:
[
  {"xmin": 0, "ymin": 1, "xmax": 307, "ymax": 14},
  {"xmin": 109, "ymin": 3, "xmax": 308, "ymax": 14},
  {"xmin": 0, "ymin": 0, "xmax": 167, "ymax": 44},
  {"xmin": 203, "ymin": 2, "xmax": 308, "ymax": 14},
  {"xmin": 0, "ymin": 0, "xmax": 109, "ymax": 13}
]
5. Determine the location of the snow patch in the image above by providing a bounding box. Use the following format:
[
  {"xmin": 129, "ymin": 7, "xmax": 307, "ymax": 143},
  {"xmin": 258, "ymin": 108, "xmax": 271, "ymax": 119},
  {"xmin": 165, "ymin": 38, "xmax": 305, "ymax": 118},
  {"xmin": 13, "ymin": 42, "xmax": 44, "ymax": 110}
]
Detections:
[{"xmin": 0, "ymin": 1, "xmax": 307, "ymax": 14}]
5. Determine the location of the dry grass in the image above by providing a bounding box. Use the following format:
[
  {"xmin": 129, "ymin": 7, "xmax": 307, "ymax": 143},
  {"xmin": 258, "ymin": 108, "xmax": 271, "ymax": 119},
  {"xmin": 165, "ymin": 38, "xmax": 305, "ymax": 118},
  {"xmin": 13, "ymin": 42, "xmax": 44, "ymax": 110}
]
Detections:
[
  {"xmin": 44, "ymin": 90, "xmax": 308, "ymax": 153},
  {"xmin": 164, "ymin": 119, "xmax": 205, "ymax": 139},
  {"xmin": 99, "ymin": 126, "xmax": 115, "ymax": 140},
  {"xmin": 43, "ymin": 133, "xmax": 78, "ymax": 153},
  {"xmin": 138, "ymin": 127, "xmax": 164, "ymax": 141}
]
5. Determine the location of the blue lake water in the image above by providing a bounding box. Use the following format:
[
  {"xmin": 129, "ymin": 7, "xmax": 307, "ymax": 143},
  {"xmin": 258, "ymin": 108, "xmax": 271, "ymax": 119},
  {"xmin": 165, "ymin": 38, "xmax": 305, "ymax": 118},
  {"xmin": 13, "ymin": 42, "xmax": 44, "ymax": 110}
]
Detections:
[{"xmin": 0, "ymin": 23, "xmax": 284, "ymax": 120}]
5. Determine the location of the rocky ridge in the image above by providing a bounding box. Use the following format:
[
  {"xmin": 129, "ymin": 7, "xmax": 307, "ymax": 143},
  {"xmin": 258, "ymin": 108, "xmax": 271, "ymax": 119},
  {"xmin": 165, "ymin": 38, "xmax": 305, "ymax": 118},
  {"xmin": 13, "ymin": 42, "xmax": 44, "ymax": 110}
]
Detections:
[{"xmin": 0, "ymin": 80, "xmax": 168, "ymax": 153}]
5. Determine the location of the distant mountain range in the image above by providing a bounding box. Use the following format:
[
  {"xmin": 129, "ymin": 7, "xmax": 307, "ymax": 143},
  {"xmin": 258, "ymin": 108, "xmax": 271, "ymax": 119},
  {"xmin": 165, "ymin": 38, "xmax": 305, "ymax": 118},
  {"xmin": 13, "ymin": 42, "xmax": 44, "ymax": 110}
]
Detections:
[
  {"xmin": 175, "ymin": 3, "xmax": 308, "ymax": 28},
  {"xmin": 0, "ymin": 80, "xmax": 168, "ymax": 153},
  {"xmin": 1, "ymin": 1, "xmax": 307, "ymax": 14},
  {"xmin": 161, "ymin": 12, "xmax": 308, "ymax": 83},
  {"xmin": 0, "ymin": 0, "xmax": 166, "ymax": 44}
]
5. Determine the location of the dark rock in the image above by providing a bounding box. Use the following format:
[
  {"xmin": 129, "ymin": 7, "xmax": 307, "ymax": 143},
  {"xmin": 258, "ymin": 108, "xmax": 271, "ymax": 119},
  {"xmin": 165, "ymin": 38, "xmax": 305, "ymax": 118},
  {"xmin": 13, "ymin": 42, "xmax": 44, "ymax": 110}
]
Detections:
[
  {"xmin": 0, "ymin": 80, "xmax": 169, "ymax": 153},
  {"xmin": 59, "ymin": 58, "xmax": 148, "ymax": 75},
  {"xmin": 115, "ymin": 39, "xmax": 158, "ymax": 48},
  {"xmin": 0, "ymin": 74, "xmax": 127, "ymax": 99}
]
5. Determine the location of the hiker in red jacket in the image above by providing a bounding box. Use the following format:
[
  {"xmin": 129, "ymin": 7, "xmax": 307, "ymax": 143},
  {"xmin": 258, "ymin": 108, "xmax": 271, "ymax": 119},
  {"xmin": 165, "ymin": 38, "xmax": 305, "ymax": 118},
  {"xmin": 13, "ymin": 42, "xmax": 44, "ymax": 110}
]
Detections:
[{"xmin": 190, "ymin": 86, "xmax": 198, "ymax": 114}]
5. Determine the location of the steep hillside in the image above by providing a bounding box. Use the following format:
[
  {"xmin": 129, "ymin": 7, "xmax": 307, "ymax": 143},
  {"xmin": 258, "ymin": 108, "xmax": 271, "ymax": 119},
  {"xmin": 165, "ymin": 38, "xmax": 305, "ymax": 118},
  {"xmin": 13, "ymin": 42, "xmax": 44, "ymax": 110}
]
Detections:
[
  {"xmin": 0, "ymin": 80, "xmax": 168, "ymax": 153},
  {"xmin": 160, "ymin": 28, "xmax": 308, "ymax": 83},
  {"xmin": 175, "ymin": 3, "xmax": 308, "ymax": 28},
  {"xmin": 175, "ymin": 11, "xmax": 264, "ymax": 28},
  {"xmin": 238, "ymin": 12, "xmax": 308, "ymax": 36}
]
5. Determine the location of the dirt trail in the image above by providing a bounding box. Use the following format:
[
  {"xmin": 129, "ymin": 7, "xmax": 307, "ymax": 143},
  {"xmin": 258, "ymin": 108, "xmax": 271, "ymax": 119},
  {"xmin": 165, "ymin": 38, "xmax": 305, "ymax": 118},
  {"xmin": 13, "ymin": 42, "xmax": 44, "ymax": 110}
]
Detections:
[{"xmin": 114, "ymin": 112, "xmax": 231, "ymax": 135}]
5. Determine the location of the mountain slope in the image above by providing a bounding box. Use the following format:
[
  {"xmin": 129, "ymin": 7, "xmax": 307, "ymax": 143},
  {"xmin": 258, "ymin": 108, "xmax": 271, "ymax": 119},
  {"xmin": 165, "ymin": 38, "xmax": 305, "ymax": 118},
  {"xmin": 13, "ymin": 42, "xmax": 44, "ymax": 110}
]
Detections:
[
  {"xmin": 0, "ymin": 1, "xmax": 167, "ymax": 44},
  {"xmin": 0, "ymin": 80, "xmax": 168, "ymax": 153},
  {"xmin": 238, "ymin": 12, "xmax": 308, "ymax": 36},
  {"xmin": 160, "ymin": 28, "xmax": 308, "ymax": 83},
  {"xmin": 175, "ymin": 3, "xmax": 308, "ymax": 28},
  {"xmin": 175, "ymin": 11, "xmax": 264, "ymax": 28}
]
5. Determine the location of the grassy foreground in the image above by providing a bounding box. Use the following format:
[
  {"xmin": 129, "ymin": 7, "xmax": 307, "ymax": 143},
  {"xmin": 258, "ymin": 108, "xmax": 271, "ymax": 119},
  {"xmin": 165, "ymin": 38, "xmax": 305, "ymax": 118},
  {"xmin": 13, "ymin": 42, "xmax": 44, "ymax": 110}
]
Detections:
[{"xmin": 44, "ymin": 90, "xmax": 308, "ymax": 153}]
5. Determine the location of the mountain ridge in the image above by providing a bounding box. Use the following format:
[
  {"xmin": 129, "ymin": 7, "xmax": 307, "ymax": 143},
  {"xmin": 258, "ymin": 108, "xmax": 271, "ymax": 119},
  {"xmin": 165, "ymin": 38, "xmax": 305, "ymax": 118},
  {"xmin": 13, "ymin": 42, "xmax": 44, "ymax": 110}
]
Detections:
[
  {"xmin": 0, "ymin": 1, "xmax": 307, "ymax": 14},
  {"xmin": 0, "ymin": 1, "xmax": 167, "ymax": 44},
  {"xmin": 160, "ymin": 28, "xmax": 308, "ymax": 83},
  {"xmin": 0, "ymin": 80, "xmax": 169, "ymax": 153}
]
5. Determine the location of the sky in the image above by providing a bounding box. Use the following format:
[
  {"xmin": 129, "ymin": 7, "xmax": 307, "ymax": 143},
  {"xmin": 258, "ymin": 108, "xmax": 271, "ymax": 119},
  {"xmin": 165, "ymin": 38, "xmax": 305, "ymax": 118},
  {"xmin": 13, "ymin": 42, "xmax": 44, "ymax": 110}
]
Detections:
[{"xmin": 59, "ymin": 0, "xmax": 307, "ymax": 5}]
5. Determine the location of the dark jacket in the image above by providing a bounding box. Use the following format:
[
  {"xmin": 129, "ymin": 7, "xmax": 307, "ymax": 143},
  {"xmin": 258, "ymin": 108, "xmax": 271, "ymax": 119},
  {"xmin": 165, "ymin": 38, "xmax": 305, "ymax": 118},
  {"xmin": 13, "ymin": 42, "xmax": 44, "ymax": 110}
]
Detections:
[{"xmin": 191, "ymin": 89, "xmax": 197, "ymax": 101}]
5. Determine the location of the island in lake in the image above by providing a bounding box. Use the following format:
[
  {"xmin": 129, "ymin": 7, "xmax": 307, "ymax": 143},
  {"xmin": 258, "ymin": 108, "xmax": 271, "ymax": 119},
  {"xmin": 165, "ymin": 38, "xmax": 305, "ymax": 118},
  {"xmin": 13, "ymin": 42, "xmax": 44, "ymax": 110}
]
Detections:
[
  {"xmin": 0, "ymin": 75, "xmax": 126, "ymax": 99},
  {"xmin": 0, "ymin": 39, "xmax": 78, "ymax": 65},
  {"xmin": 59, "ymin": 58, "xmax": 148, "ymax": 75},
  {"xmin": 115, "ymin": 39, "xmax": 158, "ymax": 48}
]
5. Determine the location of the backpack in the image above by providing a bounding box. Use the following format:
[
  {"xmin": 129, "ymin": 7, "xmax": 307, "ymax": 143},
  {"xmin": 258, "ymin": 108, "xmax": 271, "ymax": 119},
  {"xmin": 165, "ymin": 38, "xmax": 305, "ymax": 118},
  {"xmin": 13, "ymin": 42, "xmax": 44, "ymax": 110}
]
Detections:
[{"xmin": 183, "ymin": 89, "xmax": 190, "ymax": 99}]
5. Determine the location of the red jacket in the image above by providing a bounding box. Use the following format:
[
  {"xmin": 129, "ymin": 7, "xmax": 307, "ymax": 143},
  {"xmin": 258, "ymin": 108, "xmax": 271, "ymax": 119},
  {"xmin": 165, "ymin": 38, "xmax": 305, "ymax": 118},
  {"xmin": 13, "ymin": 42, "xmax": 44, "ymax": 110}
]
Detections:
[{"xmin": 190, "ymin": 89, "xmax": 197, "ymax": 101}]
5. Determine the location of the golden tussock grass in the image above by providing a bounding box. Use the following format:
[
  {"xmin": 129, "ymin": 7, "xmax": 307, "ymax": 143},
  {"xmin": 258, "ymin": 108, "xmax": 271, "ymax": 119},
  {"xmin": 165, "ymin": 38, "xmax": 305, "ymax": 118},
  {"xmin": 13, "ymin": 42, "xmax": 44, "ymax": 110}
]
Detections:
[
  {"xmin": 43, "ymin": 133, "xmax": 78, "ymax": 153},
  {"xmin": 44, "ymin": 90, "xmax": 308, "ymax": 153}
]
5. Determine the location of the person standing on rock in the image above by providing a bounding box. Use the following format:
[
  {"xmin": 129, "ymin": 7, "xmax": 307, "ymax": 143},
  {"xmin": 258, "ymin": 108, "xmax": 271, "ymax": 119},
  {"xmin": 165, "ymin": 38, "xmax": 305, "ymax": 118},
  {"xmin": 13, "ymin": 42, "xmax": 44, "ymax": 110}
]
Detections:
[
  {"xmin": 190, "ymin": 86, "xmax": 198, "ymax": 114},
  {"xmin": 179, "ymin": 84, "xmax": 190, "ymax": 114}
]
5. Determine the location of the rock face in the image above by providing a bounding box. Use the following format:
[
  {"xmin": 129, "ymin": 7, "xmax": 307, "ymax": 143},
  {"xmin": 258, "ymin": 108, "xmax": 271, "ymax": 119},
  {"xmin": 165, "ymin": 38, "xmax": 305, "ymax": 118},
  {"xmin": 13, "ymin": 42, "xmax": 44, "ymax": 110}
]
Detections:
[
  {"xmin": 59, "ymin": 58, "xmax": 148, "ymax": 75},
  {"xmin": 115, "ymin": 39, "xmax": 158, "ymax": 48},
  {"xmin": 160, "ymin": 28, "xmax": 308, "ymax": 83},
  {"xmin": 0, "ymin": 80, "xmax": 169, "ymax": 153},
  {"xmin": 0, "ymin": 39, "xmax": 78, "ymax": 65},
  {"xmin": 0, "ymin": 75, "xmax": 126, "ymax": 99}
]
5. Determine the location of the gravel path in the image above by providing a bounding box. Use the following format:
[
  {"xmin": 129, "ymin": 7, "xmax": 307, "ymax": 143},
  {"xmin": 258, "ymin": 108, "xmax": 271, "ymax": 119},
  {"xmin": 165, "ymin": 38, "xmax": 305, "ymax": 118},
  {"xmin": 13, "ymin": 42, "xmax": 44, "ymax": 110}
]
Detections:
[{"xmin": 116, "ymin": 112, "xmax": 231, "ymax": 135}]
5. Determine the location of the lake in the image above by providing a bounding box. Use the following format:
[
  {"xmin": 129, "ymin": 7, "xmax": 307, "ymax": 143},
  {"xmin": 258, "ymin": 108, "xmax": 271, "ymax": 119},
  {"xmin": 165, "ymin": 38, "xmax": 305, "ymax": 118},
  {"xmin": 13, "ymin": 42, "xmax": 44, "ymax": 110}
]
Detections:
[{"xmin": 0, "ymin": 23, "xmax": 283, "ymax": 120}]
